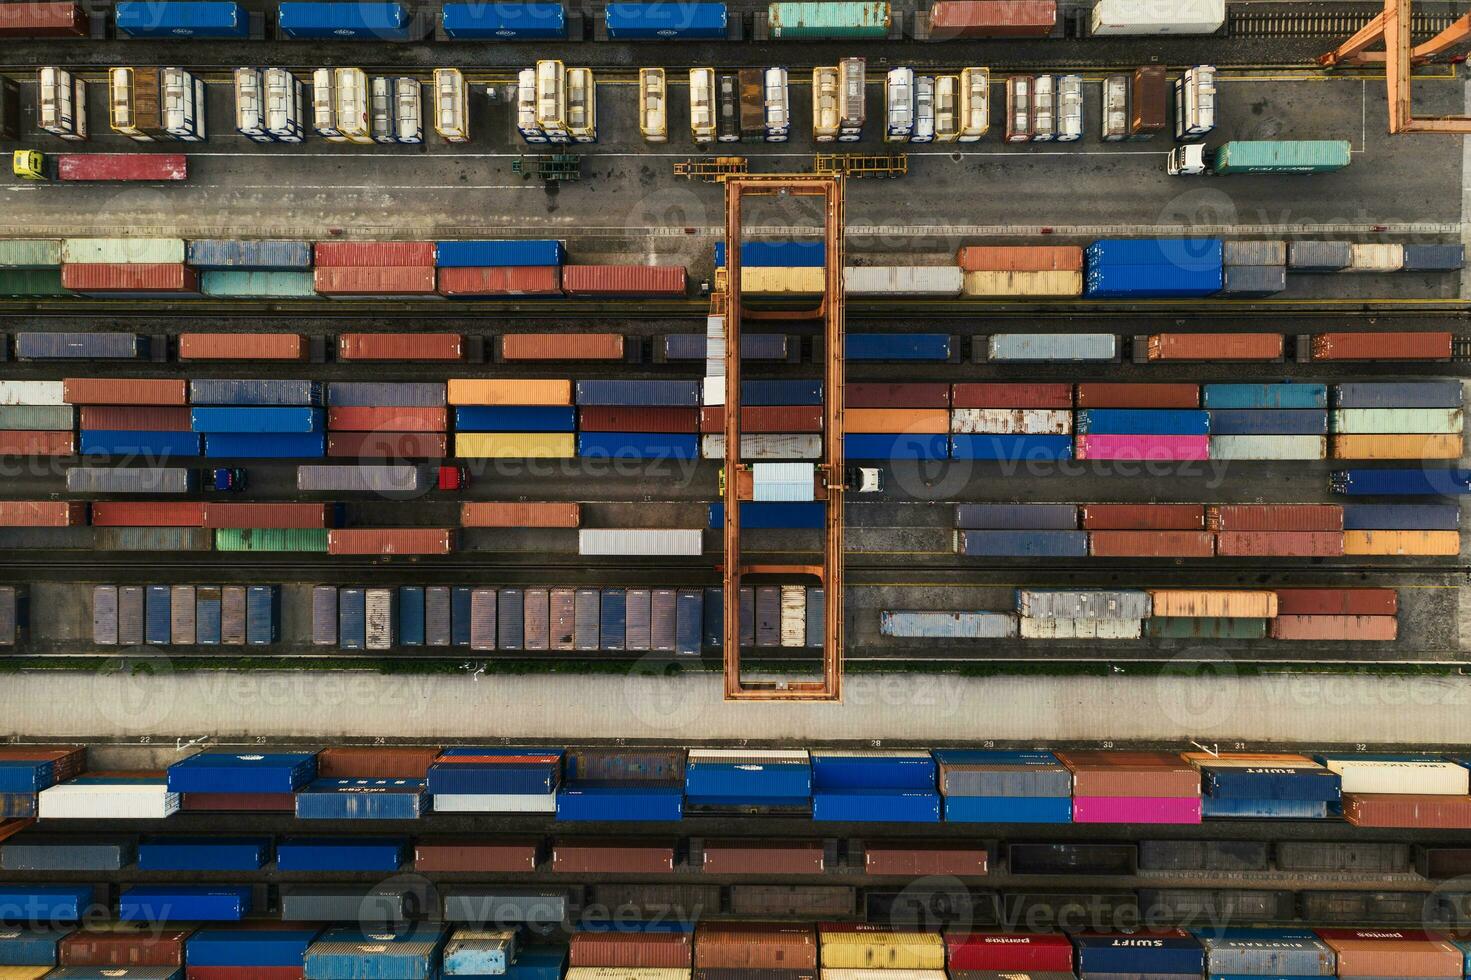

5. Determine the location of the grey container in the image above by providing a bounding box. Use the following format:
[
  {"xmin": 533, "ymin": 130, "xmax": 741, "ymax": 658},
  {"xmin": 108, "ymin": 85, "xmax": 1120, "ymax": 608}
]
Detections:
[
  {"xmin": 0, "ymin": 588, "xmax": 18, "ymax": 646},
  {"xmin": 1138, "ymin": 840, "xmax": 1269, "ymax": 872},
  {"xmin": 281, "ymin": 885, "xmax": 422, "ymax": 925},
  {"xmin": 574, "ymin": 589, "xmax": 600, "ymax": 651},
  {"xmin": 186, "ymin": 239, "xmax": 313, "ymax": 270},
  {"xmin": 328, "ymin": 381, "xmax": 447, "ymax": 407},
  {"xmin": 365, "ymin": 587, "xmax": 396, "ymax": 650},
  {"xmin": 1017, "ymin": 589, "xmax": 1152, "ymax": 620},
  {"xmin": 297, "ymin": 464, "xmax": 425, "ymax": 493},
  {"xmin": 312, "ymin": 586, "xmax": 339, "ymax": 646},
  {"xmin": 550, "ymin": 588, "xmax": 575, "ymax": 650},
  {"xmin": 591, "ymin": 883, "xmax": 720, "ymax": 921},
  {"xmin": 117, "ymin": 585, "xmax": 144, "ymax": 645},
  {"xmin": 1276, "ymin": 841, "xmax": 1408, "ymax": 873},
  {"xmin": 755, "ymin": 587, "xmax": 779, "ymax": 647},
  {"xmin": 15, "ymin": 332, "xmax": 143, "ymax": 359},
  {"xmin": 93, "ymin": 585, "xmax": 119, "ymax": 645},
  {"xmin": 471, "ymin": 588, "xmax": 498, "ymax": 651},
  {"xmin": 523, "ymin": 588, "xmax": 550, "ymax": 651},
  {"xmin": 1223, "ymin": 240, "xmax": 1287, "ymax": 266},
  {"xmin": 625, "ymin": 589, "xmax": 651, "ymax": 650},
  {"xmin": 1334, "ymin": 381, "xmax": 1463, "ymax": 409},
  {"xmin": 957, "ymin": 504, "xmax": 1078, "ymax": 529},
  {"xmin": 740, "ymin": 587, "xmax": 755, "ymax": 646},
  {"xmin": 2, "ymin": 837, "xmax": 135, "ymax": 870},
  {"xmin": 989, "ymin": 333, "xmax": 1116, "ymax": 361},
  {"xmin": 425, "ymin": 586, "xmax": 452, "ymax": 647},
  {"xmin": 196, "ymin": 586, "xmax": 222, "ymax": 645},
  {"xmin": 1199, "ymin": 932, "xmax": 1336, "ymax": 976},
  {"xmin": 1219, "ymin": 265, "xmax": 1286, "ymax": 296},
  {"xmin": 97, "ymin": 527, "xmax": 211, "ymax": 552},
  {"xmin": 940, "ymin": 760, "xmax": 1072, "ymax": 798},
  {"xmin": 170, "ymin": 585, "xmax": 196, "ymax": 645},
  {"xmin": 497, "ymin": 588, "xmax": 523, "ymax": 650},
  {"xmin": 0, "ymin": 405, "xmax": 73, "ymax": 430},
  {"xmin": 189, "ymin": 379, "xmax": 321, "ymax": 405},
  {"xmin": 1287, "ymin": 240, "xmax": 1352, "ymax": 271},
  {"xmin": 650, "ymin": 588, "xmax": 676, "ymax": 651},
  {"xmin": 221, "ymin": 586, "xmax": 247, "ymax": 645},
  {"xmin": 66, "ymin": 467, "xmax": 193, "ymax": 494},
  {"xmin": 1402, "ymin": 244, "xmax": 1464, "ymax": 271},
  {"xmin": 443, "ymin": 889, "xmax": 576, "ymax": 926},
  {"xmin": 806, "ymin": 588, "xmax": 824, "ymax": 648}
]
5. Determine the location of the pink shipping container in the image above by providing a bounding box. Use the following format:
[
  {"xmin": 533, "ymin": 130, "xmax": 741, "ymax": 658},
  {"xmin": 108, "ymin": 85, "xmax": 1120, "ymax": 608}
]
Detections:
[
  {"xmin": 562, "ymin": 264, "xmax": 687, "ymax": 296},
  {"xmin": 1207, "ymin": 504, "xmax": 1343, "ymax": 531},
  {"xmin": 313, "ymin": 241, "xmax": 435, "ymax": 267},
  {"xmin": 327, "ymin": 528, "xmax": 455, "ymax": 555},
  {"xmin": 62, "ymin": 263, "xmax": 198, "ymax": 293},
  {"xmin": 314, "ymin": 266, "xmax": 437, "ymax": 296},
  {"xmin": 0, "ymin": 501, "xmax": 87, "ymax": 527},
  {"xmin": 56, "ymin": 154, "xmax": 186, "ymax": 181},
  {"xmin": 1268, "ymin": 615, "xmax": 1399, "ymax": 641},
  {"xmin": 1215, "ymin": 531, "xmax": 1345, "ymax": 557},
  {"xmin": 1075, "ymin": 434, "xmax": 1209, "ymax": 460},
  {"xmin": 437, "ymin": 266, "xmax": 561, "ymax": 296},
  {"xmin": 1073, "ymin": 796, "xmax": 1203, "ymax": 824}
]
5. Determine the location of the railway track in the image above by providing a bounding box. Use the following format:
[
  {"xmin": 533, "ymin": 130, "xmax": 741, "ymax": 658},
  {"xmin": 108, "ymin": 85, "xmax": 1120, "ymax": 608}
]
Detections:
[{"xmin": 1228, "ymin": 7, "xmax": 1459, "ymax": 38}]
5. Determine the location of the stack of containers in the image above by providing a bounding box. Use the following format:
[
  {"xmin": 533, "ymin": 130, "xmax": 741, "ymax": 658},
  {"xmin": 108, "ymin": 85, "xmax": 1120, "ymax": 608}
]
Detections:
[
  {"xmin": 694, "ymin": 923, "xmax": 816, "ymax": 978},
  {"xmin": 452, "ymin": 379, "xmax": 575, "ymax": 459},
  {"xmin": 427, "ymin": 747, "xmax": 563, "ymax": 813},
  {"xmin": 1182, "ymin": 751, "xmax": 1342, "ymax": 818},
  {"xmin": 60, "ymin": 237, "xmax": 199, "ymax": 297},
  {"xmin": 568, "ymin": 926, "xmax": 693, "ymax": 977},
  {"xmin": 443, "ymin": 929, "xmax": 519, "ymax": 977},
  {"xmin": 1271, "ymin": 587, "xmax": 1399, "ymax": 642},
  {"xmin": 187, "ymin": 239, "xmax": 315, "ymax": 299},
  {"xmin": 305, "ymin": 926, "xmax": 448, "ymax": 980},
  {"xmin": 1317, "ymin": 754, "xmax": 1471, "ymax": 829},
  {"xmin": 701, "ymin": 379, "xmax": 825, "ymax": 461},
  {"xmin": 167, "ymin": 752, "xmax": 319, "ymax": 814},
  {"xmin": 846, "ymin": 387, "xmax": 950, "ymax": 460},
  {"xmin": 1015, "ymin": 588, "xmax": 1150, "ymax": 640},
  {"xmin": 1075, "ymin": 406, "xmax": 1210, "ymax": 462},
  {"xmin": 71, "ymin": 377, "xmax": 197, "ymax": 463},
  {"xmin": 1316, "ymin": 931, "xmax": 1462, "ymax": 980},
  {"xmin": 949, "ymin": 382, "xmax": 1073, "ymax": 462},
  {"xmin": 1084, "ymin": 238, "xmax": 1223, "ymax": 298},
  {"xmin": 810, "ymin": 750, "xmax": 940, "ymax": 823},
  {"xmin": 37, "ymin": 771, "xmax": 180, "ymax": 819},
  {"xmin": 1148, "ymin": 590, "xmax": 1278, "ymax": 643},
  {"xmin": 327, "ymin": 380, "xmax": 449, "ymax": 461},
  {"xmin": 0, "ymin": 239, "xmax": 64, "ymax": 298},
  {"xmin": 186, "ymin": 926, "xmax": 324, "ymax": 977},
  {"xmin": 57, "ymin": 924, "xmax": 194, "ymax": 967},
  {"xmin": 1056, "ymin": 751, "xmax": 1202, "ymax": 824},
  {"xmin": 577, "ymin": 380, "xmax": 701, "ymax": 460},
  {"xmin": 314, "ymin": 241, "xmax": 437, "ymax": 298},
  {"xmin": 714, "ymin": 240, "xmax": 825, "ymax": 296},
  {"xmin": 1204, "ymin": 383, "xmax": 1329, "ymax": 460},
  {"xmin": 1074, "ymin": 930, "xmax": 1203, "ymax": 980},
  {"xmin": 1082, "ymin": 503, "xmax": 1212, "ymax": 559},
  {"xmin": 1207, "ymin": 504, "xmax": 1345, "ymax": 558},
  {"xmin": 296, "ymin": 773, "xmax": 429, "ymax": 820},
  {"xmin": 819, "ymin": 924, "xmax": 945, "ymax": 979},
  {"xmin": 955, "ymin": 244, "xmax": 1084, "ymax": 298},
  {"xmin": 933, "ymin": 750, "xmax": 1072, "ymax": 823},
  {"xmin": 955, "ymin": 504, "xmax": 1086, "ymax": 558},
  {"xmin": 0, "ymin": 746, "xmax": 84, "ymax": 820},
  {"xmin": 1220, "ymin": 240, "xmax": 1287, "ymax": 297},
  {"xmin": 192, "ymin": 379, "xmax": 325, "ymax": 459},
  {"xmin": 0, "ymin": 381, "xmax": 73, "ymax": 457},
  {"xmin": 556, "ymin": 746, "xmax": 685, "ymax": 821},
  {"xmin": 1195, "ymin": 928, "xmax": 1335, "ymax": 980},
  {"xmin": 946, "ymin": 933, "xmax": 1074, "ymax": 979},
  {"xmin": 684, "ymin": 748, "xmax": 812, "ymax": 811},
  {"xmin": 1331, "ymin": 380, "xmax": 1464, "ymax": 463},
  {"xmin": 1339, "ymin": 477, "xmax": 1461, "ymax": 556},
  {"xmin": 437, "ymin": 239, "xmax": 564, "ymax": 297}
]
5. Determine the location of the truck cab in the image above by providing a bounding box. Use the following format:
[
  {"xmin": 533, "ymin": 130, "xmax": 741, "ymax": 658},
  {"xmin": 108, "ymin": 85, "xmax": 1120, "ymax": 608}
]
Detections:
[
  {"xmin": 207, "ymin": 467, "xmax": 246, "ymax": 492},
  {"xmin": 1166, "ymin": 143, "xmax": 1208, "ymax": 175},
  {"xmin": 11, "ymin": 150, "xmax": 46, "ymax": 180}
]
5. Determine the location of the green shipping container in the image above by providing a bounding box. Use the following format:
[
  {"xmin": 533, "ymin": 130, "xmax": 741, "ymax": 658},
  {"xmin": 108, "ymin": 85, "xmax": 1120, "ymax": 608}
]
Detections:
[
  {"xmin": 60, "ymin": 237, "xmax": 186, "ymax": 265},
  {"xmin": 0, "ymin": 240, "xmax": 62, "ymax": 269},
  {"xmin": 0, "ymin": 269, "xmax": 67, "ymax": 297},
  {"xmin": 1331, "ymin": 407, "xmax": 1464, "ymax": 434},
  {"xmin": 202, "ymin": 270, "xmax": 318, "ymax": 299},
  {"xmin": 216, "ymin": 528, "xmax": 330, "ymax": 552},
  {"xmin": 768, "ymin": 1, "xmax": 889, "ymax": 37},
  {"xmin": 1145, "ymin": 617, "xmax": 1268, "ymax": 640},
  {"xmin": 1212, "ymin": 140, "xmax": 1352, "ymax": 175},
  {"xmin": 0, "ymin": 406, "xmax": 74, "ymax": 430}
]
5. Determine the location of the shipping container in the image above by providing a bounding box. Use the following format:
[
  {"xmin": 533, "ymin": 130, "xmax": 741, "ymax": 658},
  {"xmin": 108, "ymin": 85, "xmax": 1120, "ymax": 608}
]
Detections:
[
  {"xmin": 178, "ymin": 334, "xmax": 306, "ymax": 360},
  {"xmin": 17, "ymin": 333, "xmax": 144, "ymax": 360},
  {"xmin": 768, "ymin": 1, "xmax": 888, "ymax": 37},
  {"xmin": 442, "ymin": 1, "xmax": 566, "ymax": 37},
  {"xmin": 1076, "ymin": 383, "xmax": 1200, "ymax": 409},
  {"xmin": 989, "ymin": 334, "xmax": 1116, "ymax": 361},
  {"xmin": 328, "ymin": 528, "xmax": 454, "ymax": 556},
  {"xmin": 843, "ymin": 266, "xmax": 962, "ymax": 296},
  {"xmin": 0, "ymin": 3, "xmax": 89, "ymax": 36},
  {"xmin": 502, "ymin": 334, "xmax": 624, "ymax": 361},
  {"xmin": 437, "ymin": 266, "xmax": 559, "ymax": 296},
  {"xmin": 337, "ymin": 333, "xmax": 463, "ymax": 361},
  {"xmin": 1314, "ymin": 331, "xmax": 1452, "ymax": 361},
  {"xmin": 562, "ymin": 265, "xmax": 687, "ymax": 296}
]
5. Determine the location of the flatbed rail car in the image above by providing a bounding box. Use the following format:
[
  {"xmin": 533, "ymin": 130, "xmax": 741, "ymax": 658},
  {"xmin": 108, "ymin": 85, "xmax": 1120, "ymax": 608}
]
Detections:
[
  {"xmin": 674, "ymin": 156, "xmax": 748, "ymax": 180},
  {"xmin": 813, "ymin": 152, "xmax": 907, "ymax": 177}
]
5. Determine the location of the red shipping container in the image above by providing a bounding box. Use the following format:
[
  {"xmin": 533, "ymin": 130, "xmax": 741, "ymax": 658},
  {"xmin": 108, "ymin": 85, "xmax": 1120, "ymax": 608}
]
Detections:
[
  {"xmin": 460, "ymin": 502, "xmax": 581, "ymax": 528},
  {"xmin": 694, "ymin": 923, "xmax": 817, "ymax": 970},
  {"xmin": 438, "ymin": 266, "xmax": 561, "ymax": 296},
  {"xmin": 80, "ymin": 407, "xmax": 192, "ymax": 431},
  {"xmin": 1273, "ymin": 588, "xmax": 1397, "ymax": 616},
  {"xmin": 181, "ymin": 792, "xmax": 295, "ymax": 811},
  {"xmin": 553, "ymin": 838, "xmax": 677, "ymax": 874},
  {"xmin": 570, "ymin": 932, "xmax": 692, "ymax": 968},
  {"xmin": 314, "ymin": 266, "xmax": 437, "ymax": 296},
  {"xmin": 56, "ymin": 154, "xmax": 186, "ymax": 181},
  {"xmin": 203, "ymin": 503, "xmax": 329, "ymax": 529},
  {"xmin": 1080, "ymin": 504, "xmax": 1204, "ymax": 530},
  {"xmin": 327, "ymin": 432, "xmax": 448, "ymax": 458},
  {"xmin": 1313, "ymin": 331, "xmax": 1452, "ymax": 361},
  {"xmin": 328, "ymin": 407, "xmax": 447, "ymax": 432},
  {"xmin": 0, "ymin": 501, "xmax": 87, "ymax": 527},
  {"xmin": 930, "ymin": 0, "xmax": 1056, "ymax": 36},
  {"xmin": 579, "ymin": 407, "xmax": 699, "ymax": 433},
  {"xmin": 316, "ymin": 745, "xmax": 441, "ymax": 778},
  {"xmin": 0, "ymin": 431, "xmax": 73, "ymax": 455},
  {"xmin": 415, "ymin": 838, "xmax": 542, "ymax": 872},
  {"xmin": 562, "ymin": 264, "xmax": 688, "ymax": 296},
  {"xmin": 327, "ymin": 528, "xmax": 455, "ymax": 555},
  {"xmin": 1207, "ymin": 504, "xmax": 1343, "ymax": 531},
  {"xmin": 863, "ymin": 842, "xmax": 988, "ymax": 877},
  {"xmin": 1054, "ymin": 751, "xmax": 1199, "ymax": 797},
  {"xmin": 1344, "ymin": 793, "xmax": 1471, "ymax": 829},
  {"xmin": 700, "ymin": 406, "xmax": 824, "ymax": 433},
  {"xmin": 1088, "ymin": 530, "xmax": 1215, "ymax": 557},
  {"xmin": 1075, "ymin": 383, "xmax": 1200, "ymax": 408},
  {"xmin": 91, "ymin": 502, "xmax": 207, "ymax": 527},
  {"xmin": 946, "ymin": 933, "xmax": 1075, "ymax": 972},
  {"xmin": 64, "ymin": 378, "xmax": 187, "ymax": 406},
  {"xmin": 313, "ymin": 241, "xmax": 435, "ymax": 267},
  {"xmin": 846, "ymin": 383, "xmax": 951, "ymax": 408},
  {"xmin": 952, "ymin": 383, "xmax": 1072, "ymax": 409},
  {"xmin": 190, "ymin": 968, "xmax": 303, "ymax": 980},
  {"xmin": 178, "ymin": 333, "xmax": 305, "ymax": 361},
  {"xmin": 1147, "ymin": 333, "xmax": 1283, "ymax": 361},
  {"xmin": 1268, "ymin": 615, "xmax": 1398, "ymax": 641},
  {"xmin": 0, "ymin": 2, "xmax": 89, "ymax": 36},
  {"xmin": 1216, "ymin": 530, "xmax": 1344, "ymax": 557},
  {"xmin": 954, "ymin": 244, "xmax": 1080, "ymax": 271},
  {"xmin": 700, "ymin": 840, "xmax": 825, "ymax": 875},
  {"xmin": 502, "ymin": 334, "xmax": 624, "ymax": 360},
  {"xmin": 338, "ymin": 333, "xmax": 463, "ymax": 361},
  {"xmin": 62, "ymin": 263, "xmax": 198, "ymax": 293},
  {"xmin": 60, "ymin": 929, "xmax": 192, "ymax": 966}
]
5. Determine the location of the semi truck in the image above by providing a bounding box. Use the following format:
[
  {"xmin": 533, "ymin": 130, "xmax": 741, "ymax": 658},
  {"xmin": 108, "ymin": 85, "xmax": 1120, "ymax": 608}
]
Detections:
[{"xmin": 1168, "ymin": 139, "xmax": 1353, "ymax": 176}]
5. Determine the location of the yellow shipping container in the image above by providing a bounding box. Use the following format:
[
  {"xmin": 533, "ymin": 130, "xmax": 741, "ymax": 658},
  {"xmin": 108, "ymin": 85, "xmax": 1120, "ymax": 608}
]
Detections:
[
  {"xmin": 820, "ymin": 933, "xmax": 945, "ymax": 970},
  {"xmin": 1331, "ymin": 433, "xmax": 1463, "ymax": 460},
  {"xmin": 845, "ymin": 408, "xmax": 949, "ymax": 434},
  {"xmin": 1148, "ymin": 590, "xmax": 1278, "ymax": 619},
  {"xmin": 0, "ymin": 970, "xmax": 51, "ymax": 980},
  {"xmin": 447, "ymin": 379, "xmax": 572, "ymax": 405},
  {"xmin": 456, "ymin": 432, "xmax": 575, "ymax": 458},
  {"xmin": 963, "ymin": 270, "xmax": 1083, "ymax": 297},
  {"xmin": 1344, "ymin": 529, "xmax": 1460, "ymax": 556},
  {"xmin": 742, "ymin": 266, "xmax": 826, "ymax": 294}
]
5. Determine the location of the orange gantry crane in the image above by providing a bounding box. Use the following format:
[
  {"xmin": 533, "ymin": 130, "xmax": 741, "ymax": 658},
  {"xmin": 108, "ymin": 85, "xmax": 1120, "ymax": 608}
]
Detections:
[
  {"xmin": 720, "ymin": 174, "xmax": 846, "ymax": 701},
  {"xmin": 1320, "ymin": 0, "xmax": 1471, "ymax": 133}
]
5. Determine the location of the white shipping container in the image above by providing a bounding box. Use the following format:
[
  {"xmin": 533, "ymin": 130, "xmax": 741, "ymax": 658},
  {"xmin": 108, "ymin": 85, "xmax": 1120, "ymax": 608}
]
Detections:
[
  {"xmin": 989, "ymin": 333, "xmax": 1117, "ymax": 361},
  {"xmin": 39, "ymin": 782, "xmax": 181, "ymax": 819},
  {"xmin": 844, "ymin": 266, "xmax": 964, "ymax": 296},
  {"xmin": 1019, "ymin": 617, "xmax": 1143, "ymax": 640},
  {"xmin": 703, "ymin": 375, "xmax": 725, "ymax": 407},
  {"xmin": 752, "ymin": 462, "xmax": 816, "ymax": 501},
  {"xmin": 1208, "ymin": 435, "xmax": 1327, "ymax": 460},
  {"xmin": 61, "ymin": 237, "xmax": 186, "ymax": 265},
  {"xmin": 1089, "ymin": 0, "xmax": 1225, "ymax": 33},
  {"xmin": 1017, "ymin": 589, "xmax": 1152, "ymax": 620},
  {"xmin": 579, "ymin": 529, "xmax": 703, "ymax": 556},
  {"xmin": 701, "ymin": 434, "xmax": 823, "ymax": 460},
  {"xmin": 433, "ymin": 791, "xmax": 558, "ymax": 812},
  {"xmin": 951, "ymin": 408, "xmax": 1073, "ymax": 435},
  {"xmin": 365, "ymin": 587, "xmax": 395, "ymax": 650},
  {"xmin": 1332, "ymin": 408, "xmax": 1464, "ymax": 434},
  {"xmin": 689, "ymin": 747, "xmax": 810, "ymax": 761},
  {"xmin": 780, "ymin": 584, "xmax": 806, "ymax": 647},
  {"xmin": 0, "ymin": 381, "xmax": 66, "ymax": 405},
  {"xmin": 1319, "ymin": 757, "xmax": 1470, "ymax": 795},
  {"xmin": 1347, "ymin": 243, "xmax": 1405, "ymax": 272}
]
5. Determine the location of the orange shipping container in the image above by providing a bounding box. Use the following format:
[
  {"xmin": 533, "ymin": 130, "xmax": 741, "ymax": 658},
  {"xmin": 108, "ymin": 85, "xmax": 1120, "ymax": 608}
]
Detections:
[
  {"xmin": 437, "ymin": 266, "xmax": 561, "ymax": 296},
  {"xmin": 502, "ymin": 334, "xmax": 624, "ymax": 360},
  {"xmin": 327, "ymin": 433, "xmax": 447, "ymax": 459},
  {"xmin": 79, "ymin": 407, "xmax": 191, "ymax": 431},
  {"xmin": 1080, "ymin": 504, "xmax": 1205, "ymax": 530},
  {"xmin": 845, "ymin": 408, "xmax": 949, "ymax": 434},
  {"xmin": 63, "ymin": 378, "xmax": 187, "ymax": 406},
  {"xmin": 1206, "ymin": 504, "xmax": 1343, "ymax": 531},
  {"xmin": 447, "ymin": 379, "xmax": 571, "ymax": 406},
  {"xmin": 1269, "ymin": 615, "xmax": 1398, "ymax": 641},
  {"xmin": 1344, "ymin": 529, "xmax": 1460, "ymax": 556},
  {"xmin": 338, "ymin": 333, "xmax": 464, "ymax": 361},
  {"xmin": 1146, "ymin": 333, "xmax": 1283, "ymax": 361},
  {"xmin": 461, "ymin": 502, "xmax": 581, "ymax": 528},
  {"xmin": 1087, "ymin": 530, "xmax": 1214, "ymax": 557},
  {"xmin": 955, "ymin": 245, "xmax": 1082, "ymax": 272},
  {"xmin": 1148, "ymin": 589, "xmax": 1278, "ymax": 618},
  {"xmin": 327, "ymin": 528, "xmax": 455, "ymax": 555},
  {"xmin": 62, "ymin": 263, "xmax": 198, "ymax": 293},
  {"xmin": 1331, "ymin": 433, "xmax": 1463, "ymax": 460},
  {"xmin": 314, "ymin": 266, "xmax": 437, "ymax": 296},
  {"xmin": 0, "ymin": 501, "xmax": 87, "ymax": 527},
  {"xmin": 1054, "ymin": 751, "xmax": 1199, "ymax": 797},
  {"xmin": 1315, "ymin": 931, "xmax": 1461, "ymax": 977},
  {"xmin": 316, "ymin": 745, "xmax": 442, "ymax": 779},
  {"xmin": 1312, "ymin": 331, "xmax": 1453, "ymax": 361},
  {"xmin": 561, "ymin": 264, "xmax": 687, "ymax": 296},
  {"xmin": 0, "ymin": 431, "xmax": 73, "ymax": 455},
  {"xmin": 1343, "ymin": 793, "xmax": 1471, "ymax": 829},
  {"xmin": 327, "ymin": 407, "xmax": 447, "ymax": 432},
  {"xmin": 1215, "ymin": 530, "xmax": 1345, "ymax": 557},
  {"xmin": 313, "ymin": 241, "xmax": 435, "ymax": 266},
  {"xmin": 203, "ymin": 503, "xmax": 329, "ymax": 529},
  {"xmin": 1075, "ymin": 383, "xmax": 1200, "ymax": 408},
  {"xmin": 178, "ymin": 333, "xmax": 306, "ymax": 360},
  {"xmin": 694, "ymin": 923, "xmax": 818, "ymax": 969},
  {"xmin": 91, "ymin": 501, "xmax": 207, "ymax": 527}
]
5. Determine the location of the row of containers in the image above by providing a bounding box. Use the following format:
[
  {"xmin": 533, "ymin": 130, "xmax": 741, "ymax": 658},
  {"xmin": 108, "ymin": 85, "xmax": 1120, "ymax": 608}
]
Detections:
[
  {"xmin": 90, "ymin": 584, "xmax": 278, "ymax": 646},
  {"xmin": 0, "ymin": 237, "xmax": 1461, "ymax": 302},
  {"xmin": 884, "ymin": 587, "xmax": 1399, "ymax": 642},
  {"xmin": 8, "ymin": 744, "xmax": 1471, "ymax": 825}
]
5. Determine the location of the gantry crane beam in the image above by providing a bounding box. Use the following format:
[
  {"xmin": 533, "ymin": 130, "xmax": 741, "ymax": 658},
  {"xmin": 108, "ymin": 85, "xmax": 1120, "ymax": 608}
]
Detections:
[{"xmin": 722, "ymin": 174, "xmax": 845, "ymax": 702}]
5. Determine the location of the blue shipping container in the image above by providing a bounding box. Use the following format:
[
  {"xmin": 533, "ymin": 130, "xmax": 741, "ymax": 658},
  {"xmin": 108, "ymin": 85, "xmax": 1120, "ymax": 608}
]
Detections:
[
  {"xmin": 205, "ymin": 433, "xmax": 325, "ymax": 458},
  {"xmin": 665, "ymin": 333, "xmax": 788, "ymax": 360},
  {"xmin": 574, "ymin": 380, "xmax": 700, "ymax": 407},
  {"xmin": 145, "ymin": 585, "xmax": 171, "ymax": 645},
  {"xmin": 685, "ymin": 760, "xmax": 811, "ymax": 800},
  {"xmin": 944, "ymin": 795, "xmax": 1073, "ymax": 823},
  {"xmin": 0, "ymin": 887, "xmax": 92, "ymax": 923},
  {"xmin": 0, "ymin": 925, "xmax": 72, "ymax": 966},
  {"xmin": 714, "ymin": 240, "xmax": 823, "ymax": 267},
  {"xmin": 957, "ymin": 530, "xmax": 1089, "ymax": 557},
  {"xmin": 186, "ymin": 239, "xmax": 313, "ymax": 270},
  {"xmin": 955, "ymin": 504, "xmax": 1078, "ymax": 529},
  {"xmin": 276, "ymin": 838, "xmax": 406, "ymax": 872},
  {"xmin": 1342, "ymin": 503, "xmax": 1460, "ymax": 530},
  {"xmin": 845, "ymin": 333, "xmax": 951, "ymax": 361},
  {"xmin": 1331, "ymin": 468, "xmax": 1471, "ymax": 496},
  {"xmin": 1333, "ymin": 381, "xmax": 1463, "ymax": 409},
  {"xmin": 1196, "ymin": 930, "xmax": 1336, "ymax": 977},
  {"xmin": 190, "ymin": 379, "xmax": 320, "ymax": 406},
  {"xmin": 0, "ymin": 759, "xmax": 62, "ymax": 794},
  {"xmin": 600, "ymin": 589, "xmax": 626, "ymax": 651},
  {"xmin": 846, "ymin": 434, "xmax": 948, "ymax": 460},
  {"xmin": 1201, "ymin": 798, "xmax": 1329, "ymax": 819},
  {"xmin": 246, "ymin": 586, "xmax": 276, "ymax": 646},
  {"xmin": 813, "ymin": 789, "xmax": 941, "ymax": 823},
  {"xmin": 305, "ymin": 925, "xmax": 446, "ymax": 978},
  {"xmin": 742, "ymin": 379, "xmax": 822, "ymax": 406},
  {"xmin": 811, "ymin": 752, "xmax": 935, "ymax": 789},
  {"xmin": 708, "ymin": 501, "xmax": 825, "ymax": 529},
  {"xmin": 1085, "ymin": 263, "xmax": 1223, "ymax": 298},
  {"xmin": 1203, "ymin": 384, "xmax": 1328, "ymax": 410},
  {"xmin": 191, "ymin": 407, "xmax": 322, "ymax": 433},
  {"xmin": 555, "ymin": 784, "xmax": 683, "ymax": 821},
  {"xmin": 167, "ymin": 751, "xmax": 317, "ymax": 793},
  {"xmin": 119, "ymin": 886, "xmax": 251, "ymax": 922},
  {"xmin": 441, "ymin": 1, "xmax": 565, "ymax": 36},
  {"xmin": 498, "ymin": 588, "xmax": 524, "ymax": 650},
  {"xmin": 137, "ymin": 837, "xmax": 270, "ymax": 871},
  {"xmin": 675, "ymin": 588, "xmax": 701, "ymax": 656},
  {"xmin": 455, "ymin": 406, "xmax": 576, "ymax": 432},
  {"xmin": 1075, "ymin": 933, "xmax": 1204, "ymax": 975},
  {"xmin": 576, "ymin": 433, "xmax": 699, "ymax": 459},
  {"xmin": 452, "ymin": 586, "xmax": 473, "ymax": 645},
  {"xmin": 115, "ymin": 1, "xmax": 248, "ymax": 37},
  {"xmin": 435, "ymin": 240, "xmax": 564, "ymax": 267},
  {"xmin": 507, "ymin": 948, "xmax": 569, "ymax": 980},
  {"xmin": 1087, "ymin": 237, "xmax": 1224, "ymax": 272},
  {"xmin": 277, "ymin": 1, "xmax": 414, "ymax": 38},
  {"xmin": 1206, "ymin": 410, "xmax": 1327, "ymax": 436},
  {"xmin": 295, "ymin": 779, "xmax": 429, "ymax": 820},
  {"xmin": 428, "ymin": 748, "xmax": 562, "ymax": 795},
  {"xmin": 702, "ymin": 587, "xmax": 722, "ymax": 648},
  {"xmin": 950, "ymin": 435, "xmax": 1073, "ymax": 461},
  {"xmin": 398, "ymin": 586, "xmax": 425, "ymax": 647},
  {"xmin": 1076, "ymin": 410, "xmax": 1211, "ymax": 435},
  {"xmin": 196, "ymin": 592, "xmax": 222, "ymax": 645},
  {"xmin": 80, "ymin": 431, "xmax": 201, "ymax": 457},
  {"xmin": 187, "ymin": 927, "xmax": 322, "ymax": 967},
  {"xmin": 339, "ymin": 588, "xmax": 366, "ymax": 650},
  {"xmin": 1201, "ymin": 766, "xmax": 1341, "ymax": 801}
]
